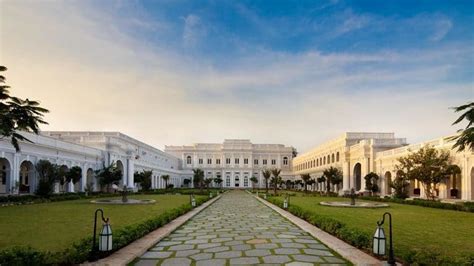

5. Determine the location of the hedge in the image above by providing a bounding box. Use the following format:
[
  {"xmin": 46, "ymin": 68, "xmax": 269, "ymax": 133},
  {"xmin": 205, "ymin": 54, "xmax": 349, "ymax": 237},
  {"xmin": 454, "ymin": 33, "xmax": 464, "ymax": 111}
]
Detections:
[
  {"xmin": 359, "ymin": 196, "xmax": 474, "ymax": 213},
  {"xmin": 0, "ymin": 197, "xmax": 210, "ymax": 265},
  {"xmin": 264, "ymin": 196, "xmax": 474, "ymax": 265}
]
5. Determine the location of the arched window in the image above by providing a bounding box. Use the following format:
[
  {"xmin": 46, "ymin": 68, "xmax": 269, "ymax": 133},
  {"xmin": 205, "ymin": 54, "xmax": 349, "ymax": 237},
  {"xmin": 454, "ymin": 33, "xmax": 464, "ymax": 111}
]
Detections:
[
  {"xmin": 283, "ymin": 157, "xmax": 288, "ymax": 165},
  {"xmin": 320, "ymin": 158, "xmax": 322, "ymax": 165},
  {"xmin": 323, "ymin": 157, "xmax": 326, "ymax": 164},
  {"xmin": 336, "ymin": 152, "xmax": 340, "ymax": 162},
  {"xmin": 332, "ymin": 154, "xmax": 335, "ymax": 163},
  {"xmin": 186, "ymin": 156, "xmax": 192, "ymax": 164},
  {"xmin": 316, "ymin": 159, "xmax": 319, "ymax": 167},
  {"xmin": 313, "ymin": 160, "xmax": 316, "ymax": 167},
  {"xmin": 327, "ymin": 155, "xmax": 330, "ymax": 164}
]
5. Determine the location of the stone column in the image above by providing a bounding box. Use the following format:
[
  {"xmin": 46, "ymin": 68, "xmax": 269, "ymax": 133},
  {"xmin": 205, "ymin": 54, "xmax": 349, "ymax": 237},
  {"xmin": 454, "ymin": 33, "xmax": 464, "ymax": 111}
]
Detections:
[
  {"xmin": 81, "ymin": 165, "xmax": 87, "ymax": 192},
  {"xmin": 127, "ymin": 158, "xmax": 135, "ymax": 188},
  {"xmin": 342, "ymin": 161, "xmax": 350, "ymax": 192},
  {"xmin": 11, "ymin": 153, "xmax": 20, "ymax": 194}
]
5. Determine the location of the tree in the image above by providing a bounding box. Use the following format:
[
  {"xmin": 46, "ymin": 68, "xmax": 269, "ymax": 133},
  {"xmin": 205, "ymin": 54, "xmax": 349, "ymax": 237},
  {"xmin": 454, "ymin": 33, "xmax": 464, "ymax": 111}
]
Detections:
[
  {"xmin": 213, "ymin": 176, "xmax": 223, "ymax": 188},
  {"xmin": 192, "ymin": 168, "xmax": 204, "ymax": 191},
  {"xmin": 204, "ymin": 177, "xmax": 213, "ymax": 188},
  {"xmin": 308, "ymin": 178, "xmax": 316, "ymax": 192},
  {"xmin": 162, "ymin": 174, "xmax": 170, "ymax": 189},
  {"xmin": 262, "ymin": 169, "xmax": 271, "ymax": 194},
  {"xmin": 66, "ymin": 166, "xmax": 82, "ymax": 191},
  {"xmin": 300, "ymin": 174, "xmax": 311, "ymax": 193},
  {"xmin": 95, "ymin": 162, "xmax": 122, "ymax": 192},
  {"xmin": 0, "ymin": 66, "xmax": 49, "ymax": 151},
  {"xmin": 395, "ymin": 146, "xmax": 457, "ymax": 200},
  {"xmin": 364, "ymin": 172, "xmax": 380, "ymax": 195},
  {"xmin": 250, "ymin": 176, "xmax": 258, "ymax": 191},
  {"xmin": 450, "ymin": 102, "xmax": 474, "ymax": 152},
  {"xmin": 35, "ymin": 160, "xmax": 59, "ymax": 196},
  {"xmin": 390, "ymin": 170, "xmax": 410, "ymax": 199},
  {"xmin": 323, "ymin": 167, "xmax": 343, "ymax": 194},
  {"xmin": 270, "ymin": 168, "xmax": 281, "ymax": 195},
  {"xmin": 134, "ymin": 170, "xmax": 152, "ymax": 191}
]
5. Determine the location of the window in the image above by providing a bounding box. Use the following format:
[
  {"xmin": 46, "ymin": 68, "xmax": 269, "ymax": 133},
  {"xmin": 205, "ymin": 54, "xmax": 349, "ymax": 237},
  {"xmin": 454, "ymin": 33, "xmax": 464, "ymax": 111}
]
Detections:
[
  {"xmin": 317, "ymin": 159, "xmax": 319, "ymax": 167},
  {"xmin": 216, "ymin": 159, "xmax": 221, "ymax": 164},
  {"xmin": 226, "ymin": 176, "xmax": 231, "ymax": 187},
  {"xmin": 244, "ymin": 176, "xmax": 249, "ymax": 187},
  {"xmin": 186, "ymin": 156, "xmax": 192, "ymax": 164},
  {"xmin": 283, "ymin": 157, "xmax": 288, "ymax": 165},
  {"xmin": 263, "ymin": 159, "xmax": 267, "ymax": 165},
  {"xmin": 271, "ymin": 159, "xmax": 276, "ymax": 165},
  {"xmin": 226, "ymin": 158, "xmax": 231, "ymax": 164},
  {"xmin": 313, "ymin": 160, "xmax": 316, "ymax": 167},
  {"xmin": 336, "ymin": 152, "xmax": 340, "ymax": 162},
  {"xmin": 199, "ymin": 158, "xmax": 203, "ymax": 164},
  {"xmin": 327, "ymin": 155, "xmax": 330, "ymax": 164},
  {"xmin": 235, "ymin": 158, "xmax": 240, "ymax": 164},
  {"xmin": 244, "ymin": 158, "xmax": 248, "ymax": 164},
  {"xmin": 332, "ymin": 154, "xmax": 335, "ymax": 163},
  {"xmin": 207, "ymin": 158, "xmax": 212, "ymax": 164},
  {"xmin": 254, "ymin": 159, "xmax": 258, "ymax": 165},
  {"xmin": 323, "ymin": 157, "xmax": 326, "ymax": 164}
]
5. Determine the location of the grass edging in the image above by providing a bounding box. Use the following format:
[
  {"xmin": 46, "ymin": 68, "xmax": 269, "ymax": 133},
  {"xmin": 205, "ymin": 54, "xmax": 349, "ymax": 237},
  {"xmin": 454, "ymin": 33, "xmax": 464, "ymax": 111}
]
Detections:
[
  {"xmin": 0, "ymin": 197, "xmax": 210, "ymax": 265},
  {"xmin": 263, "ymin": 196, "xmax": 474, "ymax": 265}
]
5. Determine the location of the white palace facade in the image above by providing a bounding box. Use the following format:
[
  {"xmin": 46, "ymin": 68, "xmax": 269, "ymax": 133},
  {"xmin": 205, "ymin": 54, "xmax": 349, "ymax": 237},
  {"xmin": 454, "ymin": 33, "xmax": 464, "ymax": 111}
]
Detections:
[{"xmin": 0, "ymin": 131, "xmax": 473, "ymax": 201}]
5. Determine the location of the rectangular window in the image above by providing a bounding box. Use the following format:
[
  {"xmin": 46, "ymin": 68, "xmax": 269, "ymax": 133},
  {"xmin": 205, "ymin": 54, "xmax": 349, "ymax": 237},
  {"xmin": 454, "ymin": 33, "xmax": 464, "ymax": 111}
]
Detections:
[
  {"xmin": 207, "ymin": 158, "xmax": 212, "ymax": 164},
  {"xmin": 244, "ymin": 158, "xmax": 248, "ymax": 164},
  {"xmin": 226, "ymin": 176, "xmax": 231, "ymax": 187},
  {"xmin": 198, "ymin": 158, "xmax": 203, "ymax": 164},
  {"xmin": 226, "ymin": 158, "xmax": 231, "ymax": 164},
  {"xmin": 263, "ymin": 159, "xmax": 267, "ymax": 165},
  {"xmin": 271, "ymin": 159, "xmax": 276, "ymax": 165},
  {"xmin": 216, "ymin": 159, "xmax": 221, "ymax": 164},
  {"xmin": 254, "ymin": 159, "xmax": 258, "ymax": 165},
  {"xmin": 235, "ymin": 158, "xmax": 239, "ymax": 164}
]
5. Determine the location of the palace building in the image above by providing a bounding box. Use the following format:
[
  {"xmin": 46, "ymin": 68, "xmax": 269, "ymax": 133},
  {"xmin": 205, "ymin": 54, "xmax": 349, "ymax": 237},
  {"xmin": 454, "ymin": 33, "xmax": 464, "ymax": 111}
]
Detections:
[{"xmin": 0, "ymin": 131, "xmax": 473, "ymax": 201}]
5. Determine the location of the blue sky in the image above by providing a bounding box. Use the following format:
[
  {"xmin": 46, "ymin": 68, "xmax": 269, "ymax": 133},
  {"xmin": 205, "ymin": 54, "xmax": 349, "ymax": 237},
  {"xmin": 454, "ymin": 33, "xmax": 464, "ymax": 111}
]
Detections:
[{"xmin": 2, "ymin": 0, "xmax": 473, "ymax": 151}]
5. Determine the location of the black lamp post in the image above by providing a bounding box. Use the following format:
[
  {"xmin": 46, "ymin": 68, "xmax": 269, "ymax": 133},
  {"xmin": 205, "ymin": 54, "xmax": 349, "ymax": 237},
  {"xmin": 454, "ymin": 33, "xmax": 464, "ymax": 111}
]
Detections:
[
  {"xmin": 91, "ymin": 209, "xmax": 112, "ymax": 260},
  {"xmin": 373, "ymin": 212, "xmax": 395, "ymax": 265}
]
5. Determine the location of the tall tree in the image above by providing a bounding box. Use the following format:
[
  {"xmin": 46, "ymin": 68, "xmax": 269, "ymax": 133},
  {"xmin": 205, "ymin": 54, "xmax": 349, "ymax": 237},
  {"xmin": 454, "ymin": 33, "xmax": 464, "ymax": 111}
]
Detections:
[
  {"xmin": 95, "ymin": 162, "xmax": 122, "ymax": 192},
  {"xmin": 35, "ymin": 160, "xmax": 59, "ymax": 196},
  {"xmin": 262, "ymin": 169, "xmax": 271, "ymax": 194},
  {"xmin": 450, "ymin": 102, "xmax": 474, "ymax": 152},
  {"xmin": 135, "ymin": 170, "xmax": 152, "ymax": 191},
  {"xmin": 300, "ymin": 174, "xmax": 311, "ymax": 193},
  {"xmin": 390, "ymin": 170, "xmax": 410, "ymax": 199},
  {"xmin": 162, "ymin": 174, "xmax": 170, "ymax": 189},
  {"xmin": 317, "ymin": 176, "xmax": 326, "ymax": 193},
  {"xmin": 396, "ymin": 146, "xmax": 457, "ymax": 200},
  {"xmin": 66, "ymin": 166, "xmax": 82, "ymax": 190},
  {"xmin": 213, "ymin": 176, "xmax": 223, "ymax": 188},
  {"xmin": 323, "ymin": 167, "xmax": 343, "ymax": 195},
  {"xmin": 192, "ymin": 168, "xmax": 204, "ymax": 191},
  {"xmin": 270, "ymin": 168, "xmax": 281, "ymax": 195},
  {"xmin": 0, "ymin": 66, "xmax": 49, "ymax": 151}
]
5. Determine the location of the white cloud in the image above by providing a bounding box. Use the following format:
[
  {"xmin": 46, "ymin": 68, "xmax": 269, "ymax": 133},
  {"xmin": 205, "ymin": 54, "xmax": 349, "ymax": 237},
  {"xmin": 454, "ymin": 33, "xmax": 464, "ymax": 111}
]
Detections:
[
  {"xmin": 0, "ymin": 1, "xmax": 470, "ymax": 153},
  {"xmin": 431, "ymin": 18, "xmax": 453, "ymax": 41},
  {"xmin": 182, "ymin": 14, "xmax": 206, "ymax": 47}
]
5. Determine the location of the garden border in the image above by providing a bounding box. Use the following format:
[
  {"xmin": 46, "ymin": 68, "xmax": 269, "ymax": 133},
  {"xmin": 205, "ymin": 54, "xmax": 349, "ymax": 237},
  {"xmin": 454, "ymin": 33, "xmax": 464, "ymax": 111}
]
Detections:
[{"xmin": 255, "ymin": 195, "xmax": 385, "ymax": 266}]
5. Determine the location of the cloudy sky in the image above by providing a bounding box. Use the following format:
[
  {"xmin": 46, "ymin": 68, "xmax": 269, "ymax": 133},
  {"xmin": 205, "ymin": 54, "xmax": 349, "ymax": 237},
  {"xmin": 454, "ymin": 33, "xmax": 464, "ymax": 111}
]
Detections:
[{"xmin": 1, "ymin": 0, "xmax": 473, "ymax": 152}]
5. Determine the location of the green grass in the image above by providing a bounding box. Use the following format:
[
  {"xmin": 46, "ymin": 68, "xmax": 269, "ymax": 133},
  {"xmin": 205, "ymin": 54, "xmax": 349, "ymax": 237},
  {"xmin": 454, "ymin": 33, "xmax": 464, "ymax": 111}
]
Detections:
[
  {"xmin": 0, "ymin": 194, "xmax": 200, "ymax": 252},
  {"xmin": 274, "ymin": 194, "xmax": 474, "ymax": 261}
]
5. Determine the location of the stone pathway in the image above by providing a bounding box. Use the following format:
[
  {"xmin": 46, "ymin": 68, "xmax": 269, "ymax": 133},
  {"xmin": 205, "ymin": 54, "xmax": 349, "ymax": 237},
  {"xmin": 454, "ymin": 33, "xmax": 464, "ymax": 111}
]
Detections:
[{"xmin": 133, "ymin": 190, "xmax": 348, "ymax": 266}]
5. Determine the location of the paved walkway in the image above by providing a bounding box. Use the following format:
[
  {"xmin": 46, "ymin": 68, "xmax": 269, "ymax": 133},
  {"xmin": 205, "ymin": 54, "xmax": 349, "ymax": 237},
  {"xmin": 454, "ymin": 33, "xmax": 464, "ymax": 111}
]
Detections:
[{"xmin": 133, "ymin": 191, "xmax": 347, "ymax": 266}]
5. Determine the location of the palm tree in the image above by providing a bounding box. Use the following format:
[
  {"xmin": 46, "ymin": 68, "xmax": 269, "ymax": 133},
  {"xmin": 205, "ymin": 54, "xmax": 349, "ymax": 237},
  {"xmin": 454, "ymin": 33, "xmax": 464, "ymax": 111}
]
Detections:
[
  {"xmin": 162, "ymin": 175, "xmax": 170, "ymax": 189},
  {"xmin": 192, "ymin": 168, "xmax": 205, "ymax": 192},
  {"xmin": 323, "ymin": 167, "xmax": 343, "ymax": 195},
  {"xmin": 213, "ymin": 177, "xmax": 223, "ymax": 188},
  {"xmin": 270, "ymin": 168, "xmax": 281, "ymax": 195},
  {"xmin": 451, "ymin": 102, "xmax": 474, "ymax": 152},
  {"xmin": 1, "ymin": 66, "xmax": 49, "ymax": 151},
  {"xmin": 262, "ymin": 169, "xmax": 271, "ymax": 194},
  {"xmin": 250, "ymin": 176, "xmax": 258, "ymax": 191},
  {"xmin": 300, "ymin": 174, "xmax": 311, "ymax": 193}
]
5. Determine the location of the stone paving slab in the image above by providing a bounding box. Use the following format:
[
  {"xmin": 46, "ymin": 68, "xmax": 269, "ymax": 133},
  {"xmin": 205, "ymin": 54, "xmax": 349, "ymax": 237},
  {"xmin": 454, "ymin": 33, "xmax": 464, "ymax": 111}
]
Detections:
[{"xmin": 133, "ymin": 190, "xmax": 349, "ymax": 266}]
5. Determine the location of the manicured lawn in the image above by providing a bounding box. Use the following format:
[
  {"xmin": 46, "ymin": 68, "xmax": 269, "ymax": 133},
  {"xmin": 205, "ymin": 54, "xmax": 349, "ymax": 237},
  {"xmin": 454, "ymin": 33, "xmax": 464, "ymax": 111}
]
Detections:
[
  {"xmin": 0, "ymin": 194, "xmax": 199, "ymax": 252},
  {"xmin": 274, "ymin": 195, "xmax": 474, "ymax": 261}
]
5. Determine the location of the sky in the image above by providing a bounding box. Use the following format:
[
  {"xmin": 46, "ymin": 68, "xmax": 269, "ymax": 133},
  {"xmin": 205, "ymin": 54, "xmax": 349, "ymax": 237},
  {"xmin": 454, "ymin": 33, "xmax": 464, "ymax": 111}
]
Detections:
[{"xmin": 1, "ymin": 0, "xmax": 473, "ymax": 153}]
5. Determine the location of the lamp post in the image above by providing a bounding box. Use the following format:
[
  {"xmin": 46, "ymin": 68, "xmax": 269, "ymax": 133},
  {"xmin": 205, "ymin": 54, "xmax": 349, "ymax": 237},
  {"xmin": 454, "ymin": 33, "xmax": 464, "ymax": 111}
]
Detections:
[
  {"xmin": 283, "ymin": 193, "xmax": 290, "ymax": 209},
  {"xmin": 91, "ymin": 209, "xmax": 112, "ymax": 260},
  {"xmin": 190, "ymin": 194, "xmax": 196, "ymax": 207},
  {"xmin": 373, "ymin": 212, "xmax": 395, "ymax": 266}
]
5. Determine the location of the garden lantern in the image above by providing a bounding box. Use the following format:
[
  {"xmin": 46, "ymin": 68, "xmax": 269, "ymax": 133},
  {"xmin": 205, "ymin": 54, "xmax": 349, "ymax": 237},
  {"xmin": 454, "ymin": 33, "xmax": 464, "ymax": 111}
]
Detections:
[
  {"xmin": 263, "ymin": 193, "xmax": 267, "ymax": 199},
  {"xmin": 372, "ymin": 225, "xmax": 386, "ymax": 255},
  {"xmin": 91, "ymin": 209, "xmax": 112, "ymax": 260},
  {"xmin": 209, "ymin": 192, "xmax": 213, "ymax": 198},
  {"xmin": 190, "ymin": 194, "xmax": 196, "ymax": 207},
  {"xmin": 373, "ymin": 212, "xmax": 395, "ymax": 266},
  {"xmin": 283, "ymin": 193, "xmax": 289, "ymax": 209},
  {"xmin": 99, "ymin": 220, "xmax": 113, "ymax": 251}
]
